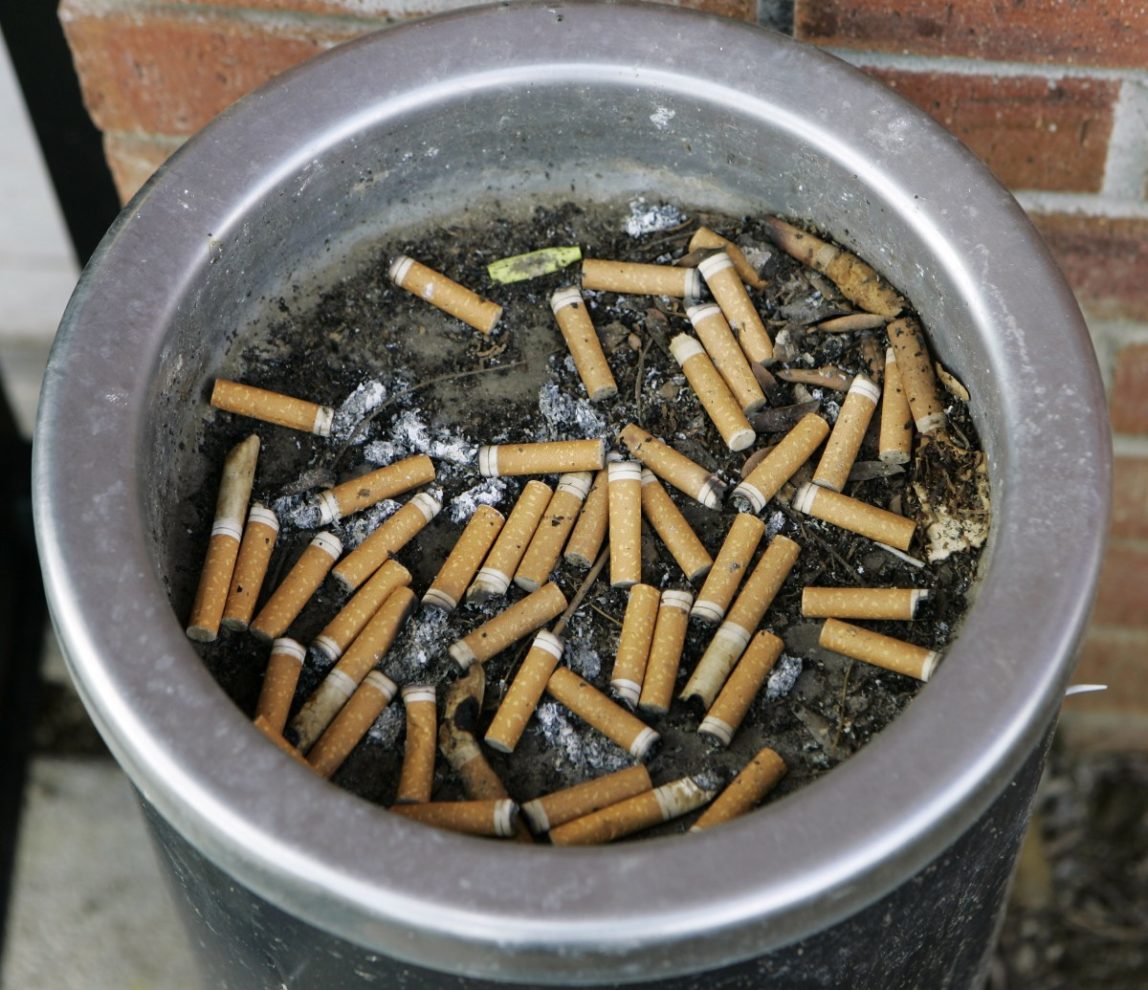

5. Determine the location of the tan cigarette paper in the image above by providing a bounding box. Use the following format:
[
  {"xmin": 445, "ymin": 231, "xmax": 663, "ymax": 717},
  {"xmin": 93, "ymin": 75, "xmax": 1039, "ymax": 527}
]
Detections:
[
  {"xmin": 697, "ymin": 253, "xmax": 773, "ymax": 365},
  {"xmin": 546, "ymin": 666, "xmax": 660, "ymax": 759},
  {"xmin": 731, "ymin": 413, "xmax": 829, "ymax": 513},
  {"xmin": 478, "ymin": 438, "xmax": 606, "ymax": 478},
  {"xmin": 640, "ymin": 470, "xmax": 713, "ymax": 583},
  {"xmin": 691, "ymin": 513, "xmax": 766, "ymax": 624},
  {"xmin": 793, "ymin": 483, "xmax": 916, "ymax": 552},
  {"xmin": 581, "ymin": 258, "xmax": 701, "ymax": 298},
  {"xmin": 812, "ymin": 374, "xmax": 881, "ymax": 492},
  {"xmin": 221, "ymin": 504, "xmax": 279, "ymax": 632},
  {"xmin": 249, "ymin": 532, "xmax": 342, "ymax": 642},
  {"xmin": 389, "ymin": 255, "xmax": 503, "ymax": 335},
  {"xmin": 802, "ymin": 587, "xmax": 928, "ymax": 620},
  {"xmin": 548, "ymin": 777, "xmax": 714, "ymax": 846},
  {"xmin": 670, "ymin": 334, "xmax": 756, "ymax": 451},
  {"xmin": 389, "ymin": 799, "xmax": 519, "ymax": 837},
  {"xmin": 449, "ymin": 582, "xmax": 568, "ymax": 670},
  {"xmin": 314, "ymin": 558, "xmax": 412, "ymax": 662},
  {"xmin": 484, "ymin": 631, "xmax": 564, "ymax": 753},
  {"xmin": 395, "ymin": 685, "xmax": 438, "ymax": 803},
  {"xmin": 879, "ymin": 347, "xmax": 913, "ymax": 464},
  {"xmin": 607, "ymin": 460, "xmax": 643, "ymax": 588},
  {"xmin": 468, "ymin": 480, "xmax": 552, "ymax": 599},
  {"xmin": 686, "ymin": 303, "xmax": 767, "ymax": 414},
  {"xmin": 620, "ymin": 423, "xmax": 725, "ymax": 509},
  {"xmin": 306, "ymin": 671, "xmax": 397, "ymax": 778},
  {"xmin": 638, "ymin": 589, "xmax": 694, "ymax": 715},
  {"xmin": 211, "ymin": 380, "xmax": 333, "ymax": 437},
  {"xmin": 253, "ymin": 715, "xmax": 311, "ymax": 768},
  {"xmin": 423, "ymin": 504, "xmax": 505, "ymax": 611},
  {"xmin": 515, "ymin": 473, "xmax": 592, "ymax": 592},
  {"xmin": 888, "ymin": 317, "xmax": 947, "ymax": 435},
  {"xmin": 698, "ymin": 630, "xmax": 784, "ymax": 746},
  {"xmin": 609, "ymin": 583, "xmax": 661, "ymax": 707},
  {"xmin": 520, "ymin": 764, "xmax": 653, "ymax": 833},
  {"xmin": 313, "ymin": 454, "xmax": 436, "ymax": 526},
  {"xmin": 332, "ymin": 491, "xmax": 441, "ymax": 592},
  {"xmin": 688, "ymin": 227, "xmax": 766, "ymax": 289},
  {"xmin": 819, "ymin": 618, "xmax": 940, "ymax": 681},
  {"xmin": 254, "ymin": 637, "xmax": 306, "ymax": 735},
  {"xmin": 564, "ymin": 467, "xmax": 609, "ymax": 568},
  {"xmin": 690, "ymin": 748, "xmax": 787, "ymax": 831},
  {"xmin": 551, "ymin": 287, "xmax": 618, "ymax": 401}
]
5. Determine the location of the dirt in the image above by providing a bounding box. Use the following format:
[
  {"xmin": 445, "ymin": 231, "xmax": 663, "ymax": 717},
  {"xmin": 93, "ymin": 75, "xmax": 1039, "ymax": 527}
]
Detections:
[{"xmin": 171, "ymin": 198, "xmax": 986, "ymax": 835}]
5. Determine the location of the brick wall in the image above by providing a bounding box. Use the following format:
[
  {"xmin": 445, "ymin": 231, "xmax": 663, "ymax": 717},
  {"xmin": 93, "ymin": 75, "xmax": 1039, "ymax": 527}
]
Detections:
[{"xmin": 60, "ymin": 0, "xmax": 1148, "ymax": 746}]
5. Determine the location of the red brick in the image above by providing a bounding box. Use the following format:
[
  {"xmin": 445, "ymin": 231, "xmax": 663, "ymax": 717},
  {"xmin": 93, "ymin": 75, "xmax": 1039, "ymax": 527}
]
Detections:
[
  {"xmin": 795, "ymin": 0, "xmax": 1148, "ymax": 70},
  {"xmin": 1092, "ymin": 540, "xmax": 1148, "ymax": 629},
  {"xmin": 60, "ymin": 4, "xmax": 375, "ymax": 136},
  {"xmin": 1112, "ymin": 457, "xmax": 1148, "ymax": 541},
  {"xmin": 1071, "ymin": 625, "xmax": 1148, "ymax": 714},
  {"xmin": 1109, "ymin": 343, "xmax": 1148, "ymax": 435},
  {"xmin": 102, "ymin": 132, "xmax": 187, "ymax": 204},
  {"xmin": 865, "ymin": 69, "xmax": 1117, "ymax": 193},
  {"xmin": 1029, "ymin": 214, "xmax": 1148, "ymax": 324}
]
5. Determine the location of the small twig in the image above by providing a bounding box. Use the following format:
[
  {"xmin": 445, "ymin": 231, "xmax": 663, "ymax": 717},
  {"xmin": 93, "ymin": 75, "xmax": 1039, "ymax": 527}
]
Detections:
[
  {"xmin": 634, "ymin": 337, "xmax": 653, "ymax": 421},
  {"xmin": 552, "ymin": 545, "xmax": 609, "ymax": 636},
  {"xmin": 831, "ymin": 660, "xmax": 853, "ymax": 756},
  {"xmin": 589, "ymin": 602, "xmax": 622, "ymax": 627}
]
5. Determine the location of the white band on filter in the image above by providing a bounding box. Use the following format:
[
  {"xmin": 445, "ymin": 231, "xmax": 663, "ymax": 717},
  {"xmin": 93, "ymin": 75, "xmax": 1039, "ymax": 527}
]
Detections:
[
  {"xmin": 697, "ymin": 715, "xmax": 734, "ymax": 746},
  {"xmin": 412, "ymin": 492, "xmax": 443, "ymax": 521},
  {"xmin": 610, "ymin": 679, "xmax": 641, "ymax": 707},
  {"xmin": 448, "ymin": 640, "xmax": 479, "ymax": 670},
  {"xmin": 669, "ymin": 334, "xmax": 705, "ymax": 365},
  {"xmin": 471, "ymin": 567, "xmax": 511, "ymax": 596},
  {"xmin": 916, "ymin": 411, "xmax": 948, "ymax": 434},
  {"xmin": 730, "ymin": 480, "xmax": 766, "ymax": 514},
  {"xmin": 402, "ymin": 685, "xmax": 436, "ymax": 705},
  {"xmin": 550, "ymin": 286, "xmax": 583, "ymax": 314},
  {"xmin": 661, "ymin": 589, "xmax": 694, "ymax": 612},
  {"xmin": 312, "ymin": 532, "xmax": 344, "ymax": 559},
  {"xmin": 629, "ymin": 726, "xmax": 660, "ymax": 759},
  {"xmin": 696, "ymin": 476, "xmax": 724, "ymax": 510},
  {"xmin": 848, "ymin": 375, "xmax": 881, "ymax": 405},
  {"xmin": 477, "ymin": 446, "xmax": 500, "ymax": 478},
  {"xmin": 389, "ymin": 255, "xmax": 415, "ymax": 285},
  {"xmin": 248, "ymin": 505, "xmax": 280, "ymax": 532},
  {"xmin": 920, "ymin": 651, "xmax": 942, "ymax": 682},
  {"xmin": 713, "ymin": 621, "xmax": 752, "ymax": 652},
  {"xmin": 532, "ymin": 631, "xmax": 565, "ymax": 659},
  {"xmin": 312, "ymin": 405, "xmax": 335, "ymax": 438},
  {"xmin": 792, "ymin": 483, "xmax": 819, "ymax": 515},
  {"xmin": 691, "ymin": 597, "xmax": 727, "ymax": 624},
  {"xmin": 520, "ymin": 798, "xmax": 550, "ymax": 834},
  {"xmin": 686, "ymin": 302, "xmax": 722, "ymax": 324},
  {"xmin": 365, "ymin": 670, "xmax": 399, "ymax": 702},
  {"xmin": 316, "ymin": 489, "xmax": 342, "ymax": 526},
  {"xmin": 556, "ymin": 472, "xmax": 594, "ymax": 499},
  {"xmin": 493, "ymin": 799, "xmax": 519, "ymax": 837},
  {"xmin": 683, "ymin": 269, "xmax": 702, "ymax": 299},
  {"xmin": 312, "ymin": 634, "xmax": 341, "ymax": 662},
  {"xmin": 653, "ymin": 777, "xmax": 712, "ymax": 819},
  {"xmin": 210, "ymin": 518, "xmax": 244, "ymax": 542},
  {"xmin": 270, "ymin": 638, "xmax": 307, "ymax": 663},
  {"xmin": 421, "ymin": 588, "xmax": 458, "ymax": 611},
  {"xmin": 608, "ymin": 461, "xmax": 642, "ymax": 484},
  {"xmin": 697, "ymin": 253, "xmax": 735, "ymax": 279}
]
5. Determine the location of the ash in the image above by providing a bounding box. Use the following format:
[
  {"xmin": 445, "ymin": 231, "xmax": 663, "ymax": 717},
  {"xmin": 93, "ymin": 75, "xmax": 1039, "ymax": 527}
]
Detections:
[
  {"xmin": 384, "ymin": 608, "xmax": 454, "ymax": 684},
  {"xmin": 533, "ymin": 701, "xmax": 635, "ymax": 776},
  {"xmin": 366, "ymin": 702, "xmax": 405, "ymax": 746},
  {"xmin": 561, "ymin": 611, "xmax": 602, "ymax": 680},
  {"xmin": 766, "ymin": 654, "xmax": 803, "ymax": 701},
  {"xmin": 625, "ymin": 198, "xmax": 686, "ymax": 238},
  {"xmin": 271, "ymin": 491, "xmax": 322, "ymax": 531},
  {"xmin": 332, "ymin": 499, "xmax": 399, "ymax": 549},
  {"xmin": 447, "ymin": 477, "xmax": 510, "ymax": 524},
  {"xmin": 365, "ymin": 408, "xmax": 477, "ymax": 466},
  {"xmin": 765, "ymin": 510, "xmax": 787, "ymax": 539},
  {"xmin": 536, "ymin": 380, "xmax": 607, "ymax": 441},
  {"xmin": 330, "ymin": 378, "xmax": 387, "ymax": 442}
]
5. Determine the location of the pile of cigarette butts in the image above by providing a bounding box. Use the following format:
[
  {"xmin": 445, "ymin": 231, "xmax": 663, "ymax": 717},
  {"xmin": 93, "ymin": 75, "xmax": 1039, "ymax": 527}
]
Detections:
[{"xmin": 185, "ymin": 217, "xmax": 964, "ymax": 845}]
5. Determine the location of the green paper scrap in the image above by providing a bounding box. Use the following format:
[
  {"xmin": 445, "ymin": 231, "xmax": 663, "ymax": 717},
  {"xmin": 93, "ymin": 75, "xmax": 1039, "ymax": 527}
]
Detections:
[{"xmin": 487, "ymin": 246, "xmax": 582, "ymax": 284}]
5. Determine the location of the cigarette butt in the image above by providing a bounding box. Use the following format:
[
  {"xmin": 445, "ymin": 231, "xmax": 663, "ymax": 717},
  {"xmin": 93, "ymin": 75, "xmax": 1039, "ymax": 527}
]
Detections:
[
  {"xmin": 467, "ymin": 480, "xmax": 552, "ymax": 601},
  {"xmin": 548, "ymin": 777, "xmax": 714, "ymax": 846},
  {"xmin": 520, "ymin": 764, "xmax": 653, "ymax": 833},
  {"xmin": 249, "ymin": 532, "xmax": 342, "ymax": 642},
  {"xmin": 331, "ymin": 491, "xmax": 441, "ymax": 592},
  {"xmin": 670, "ymin": 334, "xmax": 757, "ymax": 452},
  {"xmin": 697, "ymin": 253, "xmax": 773, "ymax": 365},
  {"xmin": 607, "ymin": 461, "xmax": 643, "ymax": 589},
  {"xmin": 313, "ymin": 559, "xmax": 412, "ymax": 662},
  {"xmin": 515, "ymin": 473, "xmax": 592, "ymax": 592},
  {"xmin": 551, "ymin": 287, "xmax": 618, "ymax": 401},
  {"xmin": 690, "ymin": 748, "xmax": 787, "ymax": 831},
  {"xmin": 691, "ymin": 513, "xmax": 766, "ymax": 624},
  {"xmin": 581, "ymin": 258, "xmax": 701, "ymax": 298},
  {"xmin": 312, "ymin": 455, "xmax": 436, "ymax": 527},
  {"xmin": 306, "ymin": 670, "xmax": 398, "ymax": 778},
  {"xmin": 484, "ymin": 631, "xmax": 564, "ymax": 753},
  {"xmin": 546, "ymin": 666, "xmax": 659, "ymax": 759},
  {"xmin": 448, "ymin": 582, "xmax": 568, "ymax": 670},
  {"xmin": 477, "ymin": 439, "xmax": 606, "ymax": 478},
  {"xmin": 290, "ymin": 586, "xmax": 416, "ymax": 751},
  {"xmin": 678, "ymin": 622, "xmax": 750, "ymax": 710},
  {"xmin": 389, "ymin": 799, "xmax": 519, "ymax": 837},
  {"xmin": 888, "ymin": 317, "xmax": 947, "ymax": 435},
  {"xmin": 688, "ymin": 227, "xmax": 766, "ymax": 290},
  {"xmin": 187, "ymin": 434, "xmax": 260, "ymax": 642},
  {"xmin": 819, "ymin": 618, "xmax": 940, "ymax": 681},
  {"xmin": 619, "ymin": 423, "xmax": 725, "ymax": 509},
  {"xmin": 221, "ymin": 504, "xmax": 279, "ymax": 632},
  {"xmin": 609, "ymin": 583, "xmax": 662, "ymax": 707},
  {"xmin": 793, "ymin": 482, "xmax": 916, "ymax": 552},
  {"xmin": 252, "ymin": 715, "xmax": 311, "ymax": 768},
  {"xmin": 395, "ymin": 685, "xmax": 438, "ymax": 804},
  {"xmin": 811, "ymin": 313, "xmax": 890, "ymax": 333},
  {"xmin": 638, "ymin": 589, "xmax": 694, "ymax": 715},
  {"xmin": 879, "ymin": 347, "xmax": 914, "ymax": 464},
  {"xmin": 488, "ymin": 245, "xmax": 582, "ymax": 284},
  {"xmin": 389, "ymin": 255, "xmax": 502, "ymax": 334},
  {"xmin": 440, "ymin": 730, "xmax": 510, "ymax": 801},
  {"xmin": 211, "ymin": 380, "xmax": 334, "ymax": 436},
  {"xmin": 812, "ymin": 374, "xmax": 881, "ymax": 492},
  {"xmin": 698, "ymin": 630, "xmax": 784, "ymax": 746},
  {"xmin": 802, "ymin": 587, "xmax": 928, "ymax": 620},
  {"xmin": 253, "ymin": 637, "xmax": 306, "ymax": 734},
  {"xmin": 563, "ymin": 467, "xmax": 609, "ymax": 568},
  {"xmin": 640, "ymin": 470, "xmax": 713, "ymax": 583},
  {"xmin": 730, "ymin": 414, "xmax": 830, "ymax": 513},
  {"xmin": 423, "ymin": 505, "xmax": 505, "ymax": 611},
  {"xmin": 686, "ymin": 303, "xmax": 767, "ymax": 413}
]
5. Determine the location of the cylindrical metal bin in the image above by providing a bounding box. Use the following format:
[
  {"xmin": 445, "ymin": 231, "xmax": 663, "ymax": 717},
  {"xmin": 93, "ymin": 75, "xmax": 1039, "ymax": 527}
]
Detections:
[{"xmin": 34, "ymin": 2, "xmax": 1109, "ymax": 986}]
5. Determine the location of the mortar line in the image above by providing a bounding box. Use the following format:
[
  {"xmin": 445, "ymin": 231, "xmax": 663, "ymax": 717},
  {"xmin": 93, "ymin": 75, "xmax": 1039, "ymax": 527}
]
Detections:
[
  {"xmin": 1101, "ymin": 80, "xmax": 1148, "ymax": 200},
  {"xmin": 1012, "ymin": 191, "xmax": 1148, "ymax": 219}
]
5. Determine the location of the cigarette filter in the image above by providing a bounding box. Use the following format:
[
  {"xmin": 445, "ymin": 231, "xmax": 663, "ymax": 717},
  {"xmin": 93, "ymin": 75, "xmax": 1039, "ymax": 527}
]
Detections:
[
  {"xmin": 812, "ymin": 374, "xmax": 881, "ymax": 492},
  {"xmin": 609, "ymin": 583, "xmax": 662, "ymax": 707},
  {"xmin": 879, "ymin": 346, "xmax": 914, "ymax": 464},
  {"xmin": 448, "ymin": 582, "xmax": 568, "ymax": 670},
  {"xmin": 389, "ymin": 799, "xmax": 519, "ymax": 838},
  {"xmin": 313, "ymin": 558, "xmax": 412, "ymax": 662},
  {"xmin": 581, "ymin": 258, "xmax": 701, "ymax": 298},
  {"xmin": 793, "ymin": 483, "xmax": 916, "ymax": 552},
  {"xmin": 548, "ymin": 777, "xmax": 715, "ymax": 846},
  {"xmin": 697, "ymin": 253, "xmax": 774, "ymax": 365},
  {"xmin": 439, "ymin": 730, "xmax": 509, "ymax": 801},
  {"xmin": 221, "ymin": 504, "xmax": 279, "ymax": 632},
  {"xmin": 669, "ymin": 334, "xmax": 756, "ymax": 451},
  {"xmin": 313, "ymin": 454, "xmax": 436, "ymax": 526},
  {"xmin": 515, "ymin": 473, "xmax": 592, "ymax": 592},
  {"xmin": 484, "ymin": 631, "xmax": 565, "ymax": 753},
  {"xmin": 468, "ymin": 480, "xmax": 552, "ymax": 600},
  {"xmin": 253, "ymin": 637, "xmax": 306, "ymax": 735},
  {"xmin": 545, "ymin": 666, "xmax": 659, "ymax": 759},
  {"xmin": 211, "ymin": 380, "xmax": 334, "ymax": 437},
  {"xmin": 724, "ymin": 535, "xmax": 801, "ymax": 633},
  {"xmin": 731, "ymin": 413, "xmax": 830, "ymax": 513},
  {"xmin": 249, "ymin": 532, "xmax": 342, "ymax": 642},
  {"xmin": 563, "ymin": 467, "xmax": 609, "ymax": 568},
  {"xmin": 690, "ymin": 748, "xmax": 787, "ymax": 831},
  {"xmin": 331, "ymin": 491, "xmax": 441, "ymax": 592},
  {"xmin": 395, "ymin": 685, "xmax": 438, "ymax": 804},
  {"xmin": 819, "ymin": 618, "xmax": 941, "ymax": 681},
  {"xmin": 802, "ymin": 587, "xmax": 928, "ymax": 621},
  {"xmin": 678, "ymin": 622, "xmax": 750, "ymax": 710},
  {"xmin": 888, "ymin": 317, "xmax": 947, "ymax": 435},
  {"xmin": 619, "ymin": 424, "xmax": 725, "ymax": 509},
  {"xmin": 389, "ymin": 255, "xmax": 503, "ymax": 335},
  {"xmin": 423, "ymin": 504, "xmax": 505, "ymax": 611},
  {"xmin": 478, "ymin": 439, "xmax": 606, "ymax": 478},
  {"xmin": 638, "ymin": 589, "xmax": 694, "ymax": 715},
  {"xmin": 688, "ymin": 227, "xmax": 766, "ymax": 289},
  {"xmin": 691, "ymin": 513, "xmax": 766, "ymax": 624},
  {"xmin": 550, "ymin": 287, "xmax": 618, "ymax": 401},
  {"xmin": 252, "ymin": 715, "xmax": 311, "ymax": 768},
  {"xmin": 187, "ymin": 434, "xmax": 260, "ymax": 642},
  {"xmin": 698, "ymin": 630, "xmax": 784, "ymax": 746},
  {"xmin": 520, "ymin": 764, "xmax": 654, "ymax": 833},
  {"xmin": 607, "ymin": 461, "xmax": 643, "ymax": 588},
  {"xmin": 686, "ymin": 303, "xmax": 767, "ymax": 413},
  {"xmin": 640, "ymin": 470, "xmax": 713, "ymax": 583},
  {"xmin": 306, "ymin": 670, "xmax": 397, "ymax": 779},
  {"xmin": 290, "ymin": 586, "xmax": 416, "ymax": 751}
]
